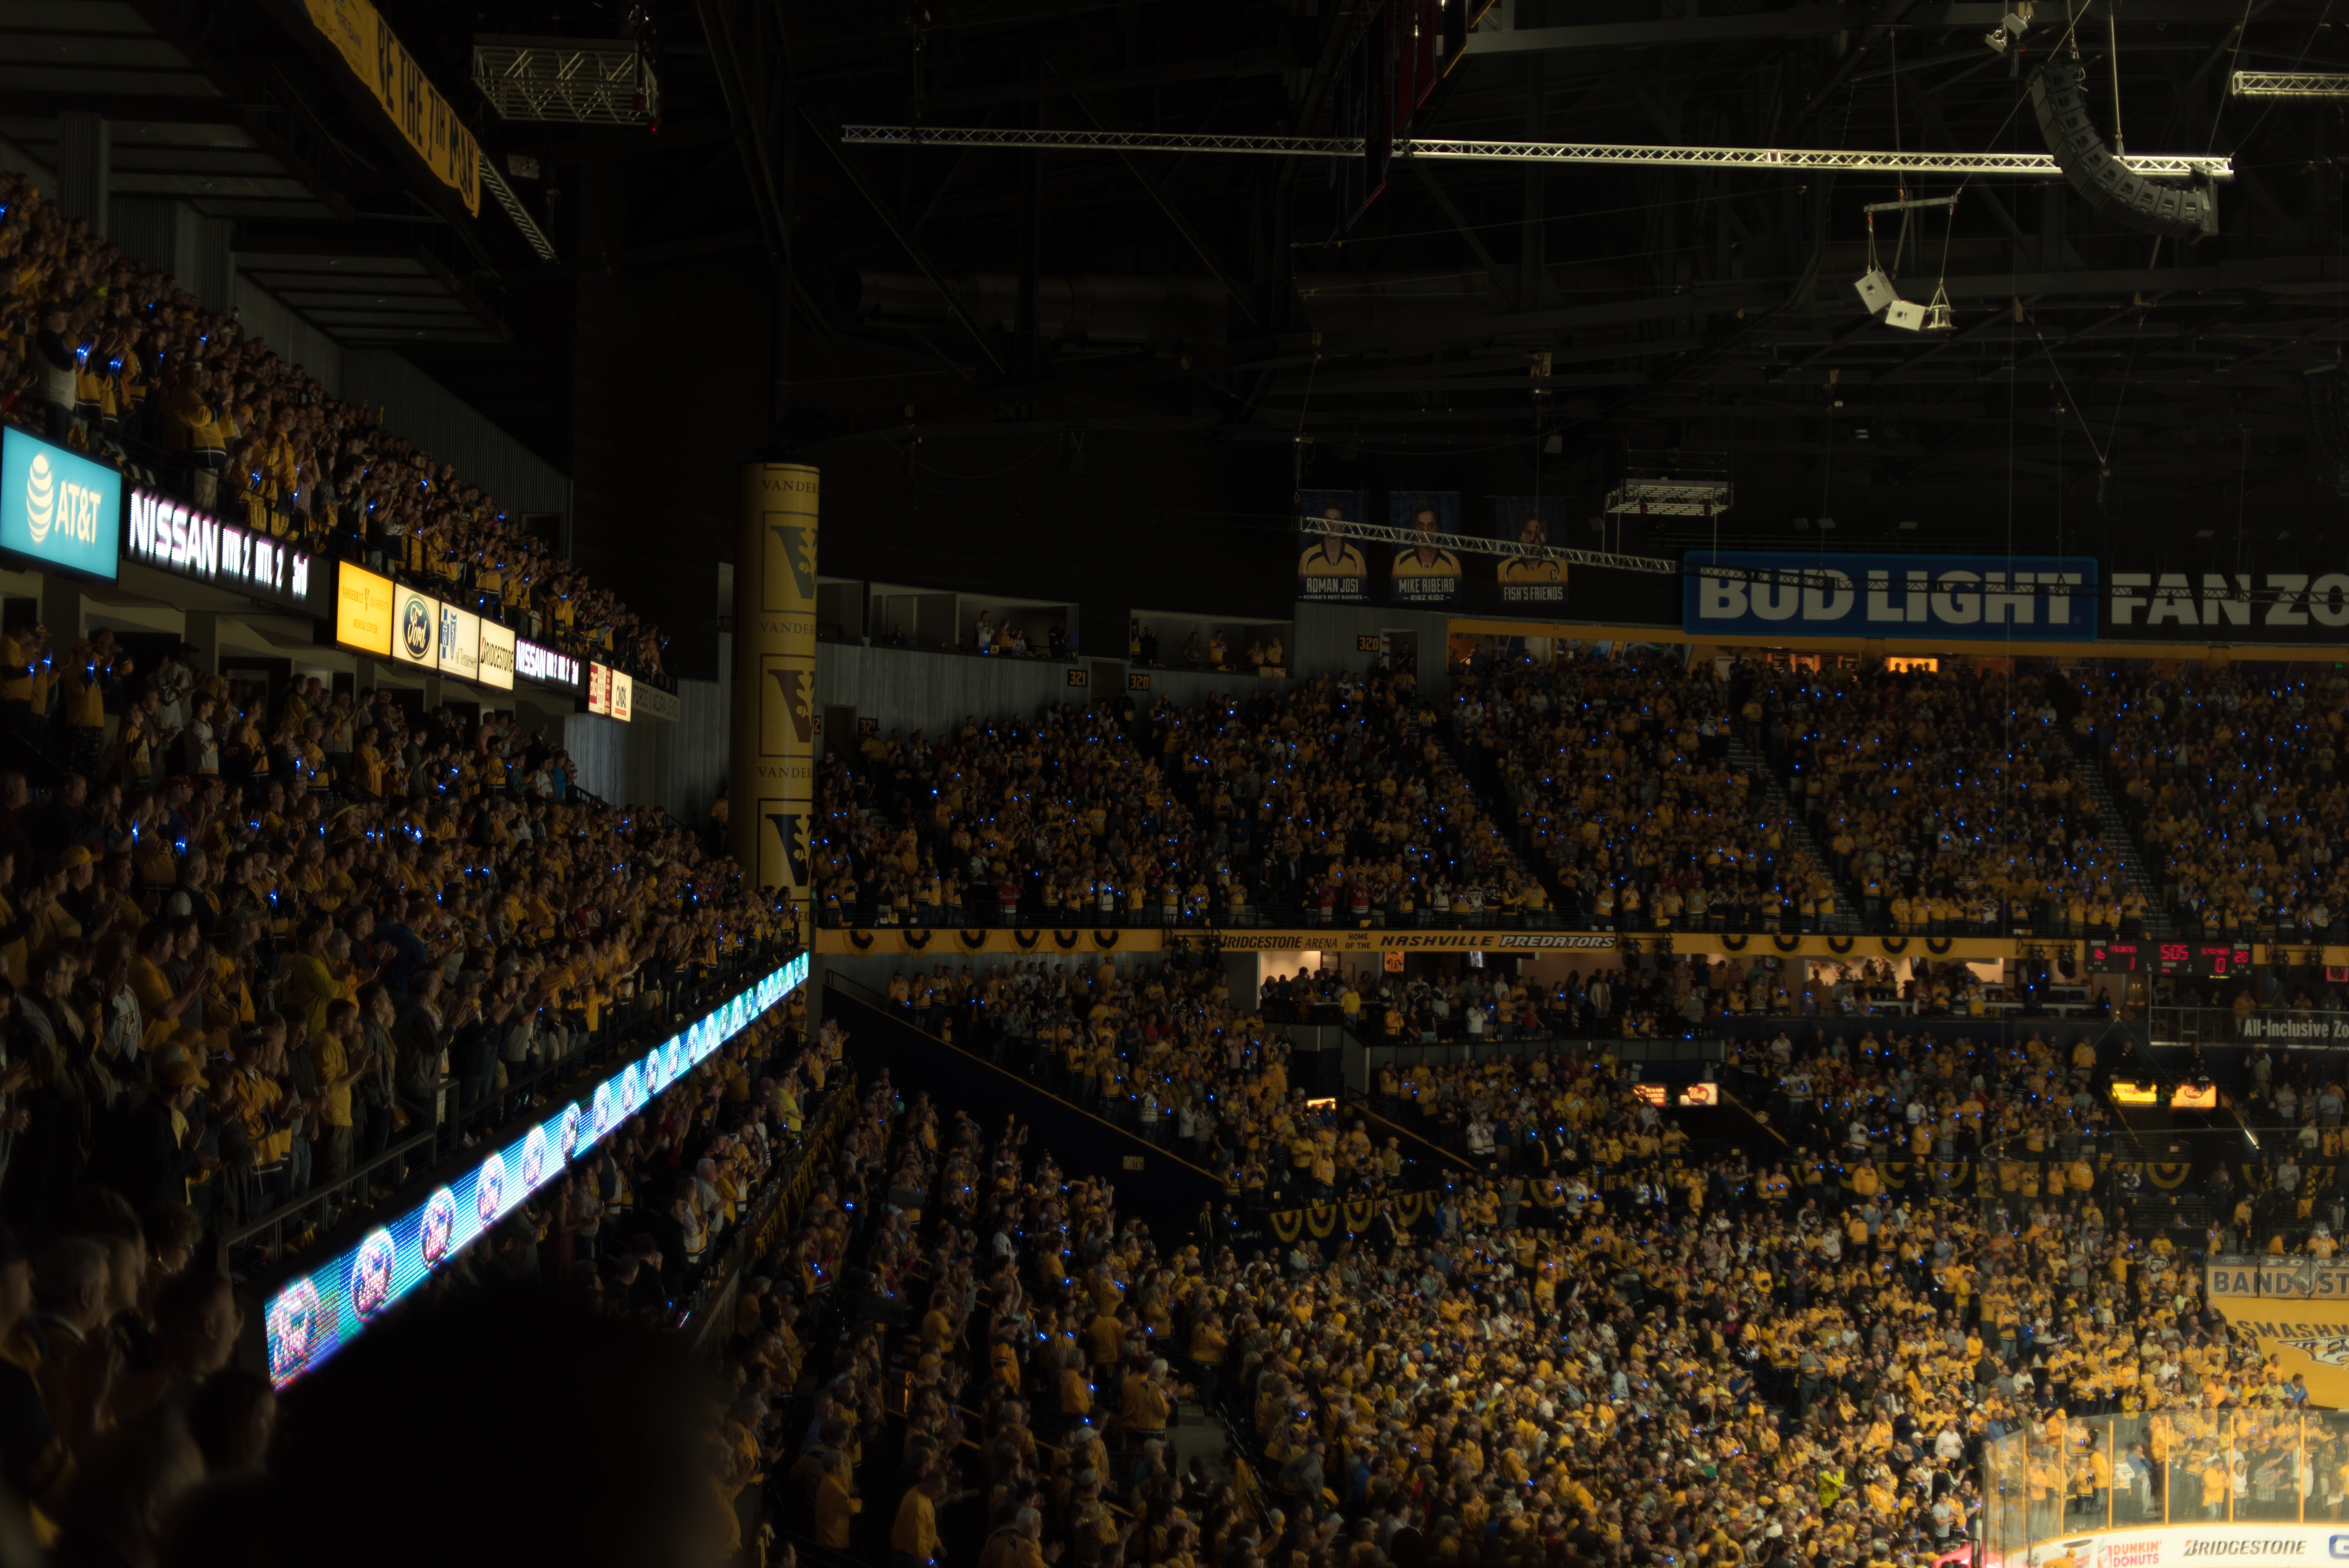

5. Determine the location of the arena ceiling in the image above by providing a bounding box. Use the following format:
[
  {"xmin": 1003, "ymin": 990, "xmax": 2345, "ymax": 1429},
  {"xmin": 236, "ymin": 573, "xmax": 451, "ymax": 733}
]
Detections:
[
  {"xmin": 455, "ymin": 0, "xmax": 2349, "ymax": 542},
  {"xmin": 76, "ymin": 0, "xmax": 2349, "ymax": 555}
]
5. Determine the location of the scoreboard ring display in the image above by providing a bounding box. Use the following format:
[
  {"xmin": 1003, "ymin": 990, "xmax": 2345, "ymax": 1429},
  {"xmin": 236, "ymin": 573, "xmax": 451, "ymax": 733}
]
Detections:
[{"xmin": 2087, "ymin": 939, "xmax": 2252, "ymax": 977}]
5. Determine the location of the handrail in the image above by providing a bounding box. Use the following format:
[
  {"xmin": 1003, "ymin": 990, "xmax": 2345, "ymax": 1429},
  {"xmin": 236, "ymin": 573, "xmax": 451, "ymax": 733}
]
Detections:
[
  {"xmin": 237, "ymin": 942, "xmax": 806, "ymax": 1299},
  {"xmin": 680, "ymin": 1071, "xmax": 859, "ymax": 1344},
  {"xmin": 227, "ymin": 942, "xmax": 796, "ymax": 1262},
  {"xmin": 825, "ymin": 984, "xmax": 1223, "ymax": 1179},
  {"xmin": 221, "ymin": 1126, "xmax": 435, "ymax": 1253}
]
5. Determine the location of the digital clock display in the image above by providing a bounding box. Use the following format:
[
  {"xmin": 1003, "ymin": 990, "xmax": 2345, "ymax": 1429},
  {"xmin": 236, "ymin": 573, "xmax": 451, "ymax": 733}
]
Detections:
[{"xmin": 2088, "ymin": 939, "xmax": 2251, "ymax": 976}]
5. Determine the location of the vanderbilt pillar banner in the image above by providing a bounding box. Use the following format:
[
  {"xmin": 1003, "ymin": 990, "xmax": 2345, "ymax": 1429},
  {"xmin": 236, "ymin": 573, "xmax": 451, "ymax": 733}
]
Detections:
[
  {"xmin": 2205, "ymin": 1259, "xmax": 2349, "ymax": 1404},
  {"xmin": 731, "ymin": 464, "xmax": 818, "ymax": 941}
]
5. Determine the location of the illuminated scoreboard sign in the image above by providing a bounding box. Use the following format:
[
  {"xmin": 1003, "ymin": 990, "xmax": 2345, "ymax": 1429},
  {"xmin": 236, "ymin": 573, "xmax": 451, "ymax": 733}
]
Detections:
[{"xmin": 2088, "ymin": 939, "xmax": 2251, "ymax": 978}]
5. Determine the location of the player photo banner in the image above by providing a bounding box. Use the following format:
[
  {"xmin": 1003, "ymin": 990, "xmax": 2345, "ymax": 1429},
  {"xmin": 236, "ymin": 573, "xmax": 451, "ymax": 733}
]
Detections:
[
  {"xmin": 1493, "ymin": 497, "xmax": 1568, "ymax": 606},
  {"xmin": 1296, "ymin": 489, "xmax": 1371, "ymax": 602},
  {"xmin": 1388, "ymin": 490, "xmax": 1463, "ymax": 606}
]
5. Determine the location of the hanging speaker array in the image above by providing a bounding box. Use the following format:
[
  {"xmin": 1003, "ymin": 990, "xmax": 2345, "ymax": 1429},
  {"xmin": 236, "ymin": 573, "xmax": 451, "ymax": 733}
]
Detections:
[{"xmin": 2030, "ymin": 62, "xmax": 2219, "ymax": 240}]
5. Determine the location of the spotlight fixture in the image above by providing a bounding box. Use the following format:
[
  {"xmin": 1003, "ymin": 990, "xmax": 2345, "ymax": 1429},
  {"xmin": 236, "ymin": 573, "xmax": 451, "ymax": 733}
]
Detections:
[
  {"xmin": 1855, "ymin": 267, "xmax": 1900, "ymax": 317},
  {"xmin": 1985, "ymin": 4, "xmax": 2031, "ymax": 53}
]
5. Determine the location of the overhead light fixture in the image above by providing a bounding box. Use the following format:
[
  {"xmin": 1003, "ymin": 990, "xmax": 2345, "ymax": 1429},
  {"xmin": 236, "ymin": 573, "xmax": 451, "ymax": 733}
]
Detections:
[
  {"xmin": 1855, "ymin": 267, "xmax": 1900, "ymax": 317},
  {"xmin": 1985, "ymin": 4, "xmax": 2031, "ymax": 53},
  {"xmin": 1897, "ymin": 520, "xmax": 1919, "ymax": 531},
  {"xmin": 1921, "ymin": 281, "xmax": 1955, "ymax": 331},
  {"xmin": 2194, "ymin": 529, "xmax": 2215, "ymax": 538}
]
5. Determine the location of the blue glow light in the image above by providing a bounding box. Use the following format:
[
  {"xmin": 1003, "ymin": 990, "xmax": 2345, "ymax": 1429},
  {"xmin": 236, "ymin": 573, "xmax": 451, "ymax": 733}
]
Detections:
[{"xmin": 261, "ymin": 951, "xmax": 810, "ymax": 1387}]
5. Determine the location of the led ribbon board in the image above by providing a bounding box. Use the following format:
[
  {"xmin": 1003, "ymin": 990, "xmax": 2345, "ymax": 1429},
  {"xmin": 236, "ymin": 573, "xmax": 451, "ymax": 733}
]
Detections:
[{"xmin": 262, "ymin": 951, "xmax": 810, "ymax": 1385}]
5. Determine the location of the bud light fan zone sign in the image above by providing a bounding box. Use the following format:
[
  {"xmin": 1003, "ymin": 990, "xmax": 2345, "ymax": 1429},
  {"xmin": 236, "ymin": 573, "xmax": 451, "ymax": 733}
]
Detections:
[
  {"xmin": 0, "ymin": 428, "xmax": 119, "ymax": 582},
  {"xmin": 262, "ymin": 953, "xmax": 809, "ymax": 1387},
  {"xmin": 1684, "ymin": 552, "xmax": 2098, "ymax": 641}
]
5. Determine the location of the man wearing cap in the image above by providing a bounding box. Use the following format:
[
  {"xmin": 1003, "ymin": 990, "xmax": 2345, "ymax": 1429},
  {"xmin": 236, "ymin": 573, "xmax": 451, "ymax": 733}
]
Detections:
[
  {"xmin": 110, "ymin": 1055, "xmax": 210, "ymax": 1210},
  {"xmin": 52, "ymin": 844, "xmax": 100, "ymax": 935},
  {"xmin": 216, "ymin": 1022, "xmax": 294, "ymax": 1212}
]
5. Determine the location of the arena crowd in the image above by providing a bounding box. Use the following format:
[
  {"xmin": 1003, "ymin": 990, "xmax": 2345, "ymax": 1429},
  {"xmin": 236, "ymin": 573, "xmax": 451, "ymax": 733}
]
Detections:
[{"xmin": 0, "ymin": 172, "xmax": 666, "ymax": 679}]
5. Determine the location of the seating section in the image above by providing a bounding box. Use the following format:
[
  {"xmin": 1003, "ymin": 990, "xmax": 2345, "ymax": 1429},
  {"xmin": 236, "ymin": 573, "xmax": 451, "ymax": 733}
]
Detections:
[
  {"xmin": 1453, "ymin": 659, "xmax": 1836, "ymax": 929},
  {"xmin": 2081, "ymin": 668, "xmax": 2349, "ymax": 941},
  {"xmin": 0, "ymin": 171, "xmax": 664, "ymax": 677},
  {"xmin": 1768, "ymin": 663, "xmax": 2136, "ymax": 935},
  {"xmin": 815, "ymin": 675, "xmax": 1553, "ymax": 931},
  {"xmin": 708, "ymin": 1000, "xmax": 2274, "ymax": 1568},
  {"xmin": 810, "ymin": 657, "xmax": 2280, "ymax": 942}
]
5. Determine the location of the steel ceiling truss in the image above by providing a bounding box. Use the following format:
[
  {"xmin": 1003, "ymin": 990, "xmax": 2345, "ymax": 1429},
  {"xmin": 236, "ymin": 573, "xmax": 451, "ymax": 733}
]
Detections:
[
  {"xmin": 1605, "ymin": 480, "xmax": 1734, "ymax": 517},
  {"xmin": 1298, "ymin": 517, "xmax": 1681, "ymax": 574},
  {"xmin": 472, "ymin": 39, "xmax": 659, "ymax": 125},
  {"xmin": 477, "ymin": 157, "xmax": 557, "ymax": 262},
  {"xmin": 839, "ymin": 124, "xmax": 2235, "ymax": 180},
  {"xmin": 2229, "ymin": 70, "xmax": 2349, "ymax": 97}
]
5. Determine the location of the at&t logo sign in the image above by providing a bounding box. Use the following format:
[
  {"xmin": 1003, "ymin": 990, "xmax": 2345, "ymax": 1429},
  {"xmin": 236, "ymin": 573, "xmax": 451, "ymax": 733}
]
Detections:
[
  {"xmin": 25, "ymin": 453, "xmax": 53, "ymax": 542},
  {"xmin": 23, "ymin": 452, "xmax": 103, "ymax": 547},
  {"xmin": 2, "ymin": 429, "xmax": 120, "ymax": 577}
]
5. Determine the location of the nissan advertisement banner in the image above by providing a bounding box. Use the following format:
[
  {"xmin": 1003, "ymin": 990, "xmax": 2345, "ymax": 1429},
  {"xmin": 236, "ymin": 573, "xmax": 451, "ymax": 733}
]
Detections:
[{"xmin": 126, "ymin": 488, "xmax": 324, "ymax": 614}]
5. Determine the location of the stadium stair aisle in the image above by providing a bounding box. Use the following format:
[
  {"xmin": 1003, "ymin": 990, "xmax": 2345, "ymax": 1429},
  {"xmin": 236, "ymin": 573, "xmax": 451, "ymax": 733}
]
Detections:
[
  {"xmin": 1433, "ymin": 697, "xmax": 1592, "ymax": 927},
  {"xmin": 822, "ymin": 984, "xmax": 1225, "ymax": 1241},
  {"xmin": 2066, "ymin": 733, "xmax": 2180, "ymax": 940},
  {"xmin": 1725, "ymin": 732, "xmax": 1862, "ymax": 931}
]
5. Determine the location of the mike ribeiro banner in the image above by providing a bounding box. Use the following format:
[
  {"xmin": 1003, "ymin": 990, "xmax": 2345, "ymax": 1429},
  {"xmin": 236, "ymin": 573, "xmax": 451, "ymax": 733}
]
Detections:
[{"xmin": 1684, "ymin": 552, "xmax": 2100, "ymax": 641}]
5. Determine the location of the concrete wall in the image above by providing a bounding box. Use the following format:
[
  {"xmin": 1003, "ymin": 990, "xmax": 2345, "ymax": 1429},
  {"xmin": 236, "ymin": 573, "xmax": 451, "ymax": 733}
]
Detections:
[
  {"xmin": 817, "ymin": 608, "xmax": 1450, "ymax": 739},
  {"xmin": 562, "ymin": 713, "xmax": 626, "ymax": 802},
  {"xmin": 623, "ymin": 677, "xmax": 726, "ymax": 829},
  {"xmin": 558, "ymin": 683, "xmax": 725, "ymax": 825},
  {"xmin": 1292, "ymin": 601, "xmax": 1453, "ymax": 698},
  {"xmin": 339, "ymin": 350, "xmax": 571, "ymax": 524},
  {"xmin": 234, "ymin": 272, "xmax": 343, "ymax": 392},
  {"xmin": 814, "ymin": 643, "xmax": 1099, "ymax": 740}
]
